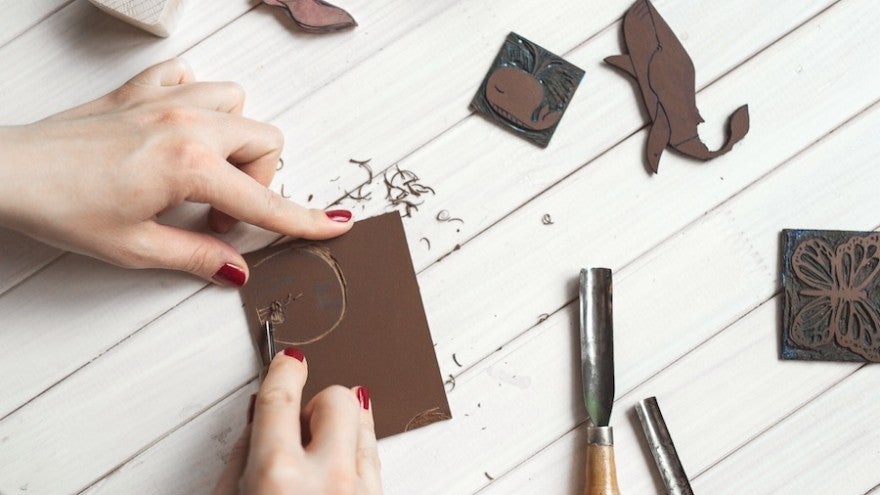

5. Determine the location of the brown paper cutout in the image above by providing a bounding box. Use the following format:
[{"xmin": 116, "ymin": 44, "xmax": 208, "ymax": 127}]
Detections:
[
  {"xmin": 605, "ymin": 0, "xmax": 750, "ymax": 173},
  {"xmin": 262, "ymin": 0, "xmax": 357, "ymax": 33},
  {"xmin": 240, "ymin": 212, "xmax": 451, "ymax": 438}
]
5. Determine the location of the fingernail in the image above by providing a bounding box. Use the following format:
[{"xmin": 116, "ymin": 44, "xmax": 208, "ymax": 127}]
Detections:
[
  {"xmin": 325, "ymin": 209, "xmax": 352, "ymax": 223},
  {"xmin": 213, "ymin": 263, "xmax": 246, "ymax": 287},
  {"xmin": 282, "ymin": 346, "xmax": 305, "ymax": 362},
  {"xmin": 247, "ymin": 394, "xmax": 256, "ymax": 424},
  {"xmin": 356, "ymin": 386, "xmax": 370, "ymax": 410}
]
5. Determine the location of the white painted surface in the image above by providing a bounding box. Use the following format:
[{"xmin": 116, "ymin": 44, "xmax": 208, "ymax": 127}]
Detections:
[{"xmin": 1, "ymin": 0, "xmax": 878, "ymax": 493}]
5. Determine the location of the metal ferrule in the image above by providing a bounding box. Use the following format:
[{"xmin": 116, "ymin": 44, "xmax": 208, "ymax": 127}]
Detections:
[
  {"xmin": 635, "ymin": 397, "xmax": 693, "ymax": 495},
  {"xmin": 586, "ymin": 425, "xmax": 614, "ymax": 446}
]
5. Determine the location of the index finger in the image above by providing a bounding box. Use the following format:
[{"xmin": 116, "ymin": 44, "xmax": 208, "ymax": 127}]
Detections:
[
  {"xmin": 190, "ymin": 158, "xmax": 354, "ymax": 240},
  {"xmin": 250, "ymin": 347, "xmax": 308, "ymax": 462}
]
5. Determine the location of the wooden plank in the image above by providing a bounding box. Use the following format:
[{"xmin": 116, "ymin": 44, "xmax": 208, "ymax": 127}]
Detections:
[
  {"xmin": 0, "ymin": 228, "xmax": 59, "ymax": 292},
  {"xmin": 9, "ymin": 4, "xmax": 876, "ymax": 493},
  {"xmin": 83, "ymin": 383, "xmax": 257, "ymax": 495},
  {"xmin": 0, "ymin": 287, "xmax": 259, "ymax": 494},
  {"xmin": 693, "ymin": 364, "xmax": 880, "ymax": 495},
  {"xmin": 0, "ymin": 0, "xmax": 70, "ymax": 48}
]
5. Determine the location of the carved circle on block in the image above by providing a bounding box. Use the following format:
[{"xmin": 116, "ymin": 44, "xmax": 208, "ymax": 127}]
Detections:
[{"xmin": 252, "ymin": 244, "xmax": 347, "ymax": 346}]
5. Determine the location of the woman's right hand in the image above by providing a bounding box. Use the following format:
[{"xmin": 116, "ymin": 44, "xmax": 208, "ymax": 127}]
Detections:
[{"xmin": 214, "ymin": 347, "xmax": 383, "ymax": 495}]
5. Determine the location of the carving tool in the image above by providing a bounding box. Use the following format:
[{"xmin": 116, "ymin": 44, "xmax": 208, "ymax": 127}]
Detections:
[
  {"xmin": 264, "ymin": 321, "xmax": 277, "ymax": 363},
  {"xmin": 635, "ymin": 397, "xmax": 693, "ymax": 495},
  {"xmin": 260, "ymin": 321, "xmax": 277, "ymax": 380},
  {"xmin": 579, "ymin": 268, "xmax": 621, "ymax": 495}
]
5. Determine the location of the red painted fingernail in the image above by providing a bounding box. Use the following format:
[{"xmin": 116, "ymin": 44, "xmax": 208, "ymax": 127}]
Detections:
[
  {"xmin": 282, "ymin": 347, "xmax": 305, "ymax": 362},
  {"xmin": 357, "ymin": 386, "xmax": 370, "ymax": 410},
  {"xmin": 213, "ymin": 263, "xmax": 246, "ymax": 287},
  {"xmin": 326, "ymin": 209, "xmax": 352, "ymax": 223},
  {"xmin": 247, "ymin": 394, "xmax": 256, "ymax": 424}
]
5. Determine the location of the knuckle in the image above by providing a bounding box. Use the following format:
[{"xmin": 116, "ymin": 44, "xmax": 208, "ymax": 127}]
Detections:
[
  {"xmin": 151, "ymin": 105, "xmax": 199, "ymax": 127},
  {"xmin": 257, "ymin": 385, "xmax": 300, "ymax": 409},
  {"xmin": 253, "ymin": 188, "xmax": 286, "ymax": 226},
  {"xmin": 170, "ymin": 139, "xmax": 213, "ymax": 171},
  {"xmin": 183, "ymin": 241, "xmax": 213, "ymax": 274},
  {"xmin": 223, "ymin": 81, "xmax": 246, "ymax": 104},
  {"xmin": 313, "ymin": 385, "xmax": 357, "ymax": 411},
  {"xmin": 108, "ymin": 232, "xmax": 153, "ymax": 270},
  {"xmin": 110, "ymin": 83, "xmax": 139, "ymax": 105},
  {"xmin": 267, "ymin": 124, "xmax": 285, "ymax": 150}
]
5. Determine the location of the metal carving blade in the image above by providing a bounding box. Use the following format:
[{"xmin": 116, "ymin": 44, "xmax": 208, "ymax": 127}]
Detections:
[{"xmin": 579, "ymin": 268, "xmax": 615, "ymax": 427}]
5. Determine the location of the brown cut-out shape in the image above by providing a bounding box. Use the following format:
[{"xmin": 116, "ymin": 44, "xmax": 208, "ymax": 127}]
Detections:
[
  {"xmin": 605, "ymin": 0, "xmax": 750, "ymax": 173},
  {"xmin": 262, "ymin": 0, "xmax": 357, "ymax": 33},
  {"xmin": 783, "ymin": 231, "xmax": 880, "ymax": 362},
  {"xmin": 240, "ymin": 212, "xmax": 451, "ymax": 438}
]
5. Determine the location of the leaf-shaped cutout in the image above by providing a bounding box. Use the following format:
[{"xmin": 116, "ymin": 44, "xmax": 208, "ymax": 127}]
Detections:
[{"xmin": 264, "ymin": 0, "xmax": 357, "ymax": 33}]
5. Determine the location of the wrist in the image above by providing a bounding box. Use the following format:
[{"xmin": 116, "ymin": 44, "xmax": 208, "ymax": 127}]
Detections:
[{"xmin": 0, "ymin": 124, "xmax": 39, "ymax": 229}]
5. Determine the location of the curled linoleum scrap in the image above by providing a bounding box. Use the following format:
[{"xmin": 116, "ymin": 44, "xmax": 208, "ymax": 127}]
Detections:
[
  {"xmin": 605, "ymin": 0, "xmax": 749, "ymax": 173},
  {"xmin": 262, "ymin": 0, "xmax": 357, "ymax": 33}
]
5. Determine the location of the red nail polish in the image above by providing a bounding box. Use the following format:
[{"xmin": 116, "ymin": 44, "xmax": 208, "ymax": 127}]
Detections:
[
  {"xmin": 247, "ymin": 394, "xmax": 256, "ymax": 424},
  {"xmin": 283, "ymin": 347, "xmax": 305, "ymax": 362},
  {"xmin": 357, "ymin": 386, "xmax": 370, "ymax": 410},
  {"xmin": 326, "ymin": 209, "xmax": 352, "ymax": 223},
  {"xmin": 213, "ymin": 263, "xmax": 246, "ymax": 287}
]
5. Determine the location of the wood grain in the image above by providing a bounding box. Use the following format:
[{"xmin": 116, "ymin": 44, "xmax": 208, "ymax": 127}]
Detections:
[
  {"xmin": 585, "ymin": 443, "xmax": 621, "ymax": 495},
  {"xmin": 1, "ymin": 0, "xmax": 878, "ymax": 494}
]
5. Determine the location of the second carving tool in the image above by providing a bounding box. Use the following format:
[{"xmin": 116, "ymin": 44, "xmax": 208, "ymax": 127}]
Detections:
[{"xmin": 580, "ymin": 268, "xmax": 621, "ymax": 495}]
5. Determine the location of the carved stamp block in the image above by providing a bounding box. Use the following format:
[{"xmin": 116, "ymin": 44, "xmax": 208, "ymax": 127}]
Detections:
[
  {"xmin": 471, "ymin": 32, "xmax": 584, "ymax": 148},
  {"xmin": 781, "ymin": 229, "xmax": 880, "ymax": 362}
]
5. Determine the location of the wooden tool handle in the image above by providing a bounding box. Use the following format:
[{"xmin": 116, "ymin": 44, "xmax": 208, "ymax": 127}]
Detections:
[{"xmin": 584, "ymin": 443, "xmax": 621, "ymax": 495}]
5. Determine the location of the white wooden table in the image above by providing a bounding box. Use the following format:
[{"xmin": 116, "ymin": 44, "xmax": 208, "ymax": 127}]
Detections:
[{"xmin": 1, "ymin": 1, "xmax": 879, "ymax": 493}]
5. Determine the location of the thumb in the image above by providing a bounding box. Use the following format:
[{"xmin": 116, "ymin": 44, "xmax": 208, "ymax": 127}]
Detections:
[
  {"xmin": 129, "ymin": 57, "xmax": 196, "ymax": 86},
  {"xmin": 136, "ymin": 222, "xmax": 249, "ymax": 286}
]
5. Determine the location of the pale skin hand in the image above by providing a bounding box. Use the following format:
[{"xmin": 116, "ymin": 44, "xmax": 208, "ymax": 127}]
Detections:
[
  {"xmin": 0, "ymin": 58, "xmax": 353, "ymax": 286},
  {"xmin": 215, "ymin": 348, "xmax": 383, "ymax": 495}
]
